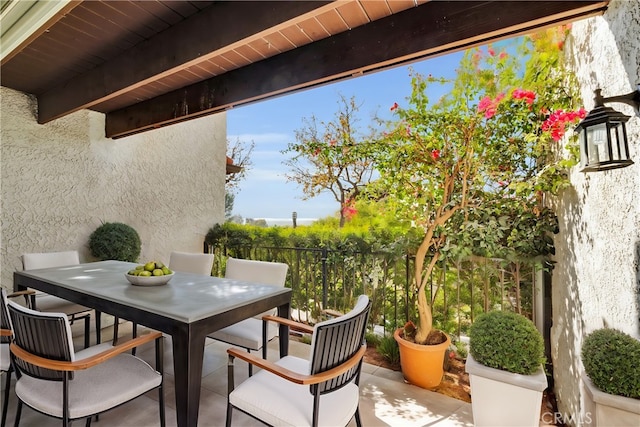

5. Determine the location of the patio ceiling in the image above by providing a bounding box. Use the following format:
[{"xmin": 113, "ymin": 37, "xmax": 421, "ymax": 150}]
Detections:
[{"xmin": 0, "ymin": 0, "xmax": 609, "ymax": 139}]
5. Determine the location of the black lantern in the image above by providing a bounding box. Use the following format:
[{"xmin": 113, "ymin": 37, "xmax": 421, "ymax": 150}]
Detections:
[{"xmin": 576, "ymin": 85, "xmax": 639, "ymax": 172}]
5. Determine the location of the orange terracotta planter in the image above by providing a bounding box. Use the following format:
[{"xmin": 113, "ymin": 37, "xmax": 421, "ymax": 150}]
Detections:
[{"xmin": 394, "ymin": 328, "xmax": 451, "ymax": 389}]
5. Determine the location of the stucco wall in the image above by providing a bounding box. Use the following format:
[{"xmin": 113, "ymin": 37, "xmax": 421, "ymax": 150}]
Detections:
[
  {"xmin": 1, "ymin": 86, "xmax": 226, "ymax": 290},
  {"xmin": 552, "ymin": 0, "xmax": 640, "ymax": 424}
]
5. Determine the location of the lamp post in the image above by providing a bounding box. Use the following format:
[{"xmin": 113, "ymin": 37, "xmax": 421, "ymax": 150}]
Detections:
[{"xmin": 576, "ymin": 85, "xmax": 639, "ymax": 172}]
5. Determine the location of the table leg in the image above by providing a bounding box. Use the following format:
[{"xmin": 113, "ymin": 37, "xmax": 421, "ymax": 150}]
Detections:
[
  {"xmin": 172, "ymin": 329, "xmax": 206, "ymax": 427},
  {"xmin": 95, "ymin": 311, "xmax": 101, "ymax": 344},
  {"xmin": 277, "ymin": 302, "xmax": 290, "ymax": 357}
]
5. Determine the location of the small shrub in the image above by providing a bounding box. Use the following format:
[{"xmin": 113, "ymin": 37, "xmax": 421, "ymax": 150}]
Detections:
[
  {"xmin": 89, "ymin": 222, "xmax": 141, "ymax": 262},
  {"xmin": 582, "ymin": 328, "xmax": 640, "ymax": 399},
  {"xmin": 469, "ymin": 310, "xmax": 544, "ymax": 375},
  {"xmin": 365, "ymin": 332, "xmax": 381, "ymax": 347},
  {"xmin": 377, "ymin": 335, "xmax": 400, "ymax": 365}
]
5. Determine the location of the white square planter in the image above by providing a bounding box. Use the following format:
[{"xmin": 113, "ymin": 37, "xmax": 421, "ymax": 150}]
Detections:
[
  {"xmin": 582, "ymin": 370, "xmax": 640, "ymax": 426},
  {"xmin": 465, "ymin": 354, "xmax": 548, "ymax": 427}
]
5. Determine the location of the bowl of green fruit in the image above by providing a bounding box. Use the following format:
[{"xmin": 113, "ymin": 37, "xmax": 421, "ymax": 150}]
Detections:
[{"xmin": 126, "ymin": 261, "xmax": 174, "ymax": 286}]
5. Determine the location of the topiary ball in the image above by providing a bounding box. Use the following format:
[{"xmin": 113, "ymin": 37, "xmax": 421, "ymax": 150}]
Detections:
[
  {"xmin": 582, "ymin": 328, "xmax": 640, "ymax": 399},
  {"xmin": 89, "ymin": 222, "xmax": 141, "ymax": 262},
  {"xmin": 469, "ymin": 310, "xmax": 545, "ymax": 375}
]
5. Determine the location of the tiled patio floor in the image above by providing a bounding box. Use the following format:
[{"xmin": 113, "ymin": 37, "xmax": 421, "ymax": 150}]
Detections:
[{"xmin": 1, "ymin": 322, "xmax": 473, "ymax": 426}]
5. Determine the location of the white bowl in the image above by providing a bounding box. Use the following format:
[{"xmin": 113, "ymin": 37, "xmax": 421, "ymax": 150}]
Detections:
[{"xmin": 125, "ymin": 272, "xmax": 174, "ymax": 287}]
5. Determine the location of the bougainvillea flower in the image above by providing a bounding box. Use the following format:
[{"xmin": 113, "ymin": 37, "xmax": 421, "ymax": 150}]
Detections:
[
  {"xmin": 431, "ymin": 149, "xmax": 440, "ymax": 160},
  {"xmin": 342, "ymin": 199, "xmax": 357, "ymax": 219},
  {"xmin": 488, "ymin": 47, "xmax": 495, "ymax": 56},
  {"xmin": 390, "ymin": 102, "xmax": 399, "ymax": 111},
  {"xmin": 499, "ymin": 51, "xmax": 508, "ymax": 59},
  {"xmin": 512, "ymin": 89, "xmax": 537, "ymax": 105},
  {"xmin": 541, "ymin": 108, "xmax": 587, "ymax": 141},
  {"xmin": 329, "ymin": 139, "xmax": 337, "ymax": 146}
]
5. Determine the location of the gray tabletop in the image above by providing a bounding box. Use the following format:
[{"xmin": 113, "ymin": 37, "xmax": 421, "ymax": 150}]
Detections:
[{"xmin": 16, "ymin": 260, "xmax": 290, "ymax": 323}]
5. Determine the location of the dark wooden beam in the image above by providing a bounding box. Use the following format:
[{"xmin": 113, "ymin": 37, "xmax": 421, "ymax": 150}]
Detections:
[
  {"xmin": 106, "ymin": 0, "xmax": 608, "ymax": 139},
  {"xmin": 36, "ymin": 1, "xmax": 332, "ymax": 124}
]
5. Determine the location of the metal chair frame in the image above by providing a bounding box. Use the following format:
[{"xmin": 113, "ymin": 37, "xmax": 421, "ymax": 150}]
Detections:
[
  {"xmin": 7, "ymin": 301, "xmax": 165, "ymax": 427},
  {"xmin": 226, "ymin": 296, "xmax": 371, "ymax": 427}
]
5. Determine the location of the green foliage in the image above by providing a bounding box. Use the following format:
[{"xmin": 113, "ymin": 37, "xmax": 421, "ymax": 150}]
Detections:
[
  {"xmin": 469, "ymin": 310, "xmax": 545, "ymax": 375},
  {"xmin": 365, "ymin": 332, "xmax": 381, "ymax": 347},
  {"xmin": 366, "ymin": 29, "xmax": 582, "ymax": 342},
  {"xmin": 89, "ymin": 222, "xmax": 141, "ymax": 262},
  {"xmin": 582, "ymin": 329, "xmax": 640, "ymax": 399},
  {"xmin": 282, "ymin": 94, "xmax": 377, "ymax": 227},
  {"xmin": 377, "ymin": 335, "xmax": 400, "ymax": 365}
]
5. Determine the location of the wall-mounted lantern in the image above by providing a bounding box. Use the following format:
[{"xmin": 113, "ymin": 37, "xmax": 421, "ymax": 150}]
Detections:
[{"xmin": 576, "ymin": 85, "xmax": 639, "ymax": 172}]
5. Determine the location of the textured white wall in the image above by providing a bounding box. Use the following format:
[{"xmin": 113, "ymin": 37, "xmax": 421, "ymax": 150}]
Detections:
[
  {"xmin": 552, "ymin": 0, "xmax": 640, "ymax": 423},
  {"xmin": 1, "ymin": 87, "xmax": 226, "ymax": 289}
]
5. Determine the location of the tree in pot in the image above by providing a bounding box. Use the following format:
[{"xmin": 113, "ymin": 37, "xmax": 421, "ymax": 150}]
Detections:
[
  {"xmin": 369, "ymin": 28, "xmax": 582, "ymax": 389},
  {"xmin": 466, "ymin": 310, "xmax": 547, "ymax": 426},
  {"xmin": 581, "ymin": 328, "xmax": 640, "ymax": 426}
]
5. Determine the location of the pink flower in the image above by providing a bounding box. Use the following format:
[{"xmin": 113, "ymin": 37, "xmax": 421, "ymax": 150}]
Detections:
[
  {"xmin": 512, "ymin": 89, "xmax": 536, "ymax": 105},
  {"xmin": 329, "ymin": 139, "xmax": 337, "ymax": 146},
  {"xmin": 431, "ymin": 149, "xmax": 440, "ymax": 160},
  {"xmin": 499, "ymin": 52, "xmax": 508, "ymax": 59},
  {"xmin": 478, "ymin": 96, "xmax": 493, "ymax": 111},
  {"xmin": 342, "ymin": 199, "xmax": 357, "ymax": 219},
  {"xmin": 541, "ymin": 108, "xmax": 586, "ymax": 141},
  {"xmin": 390, "ymin": 102, "xmax": 398, "ymax": 111},
  {"xmin": 488, "ymin": 47, "xmax": 495, "ymax": 56},
  {"xmin": 478, "ymin": 93, "xmax": 505, "ymax": 119}
]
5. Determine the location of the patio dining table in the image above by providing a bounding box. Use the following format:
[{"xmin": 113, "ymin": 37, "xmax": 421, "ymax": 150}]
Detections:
[{"xmin": 14, "ymin": 260, "xmax": 292, "ymax": 427}]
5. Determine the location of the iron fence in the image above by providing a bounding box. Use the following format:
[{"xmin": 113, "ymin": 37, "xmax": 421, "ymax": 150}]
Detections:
[{"xmin": 205, "ymin": 243, "xmax": 541, "ymax": 340}]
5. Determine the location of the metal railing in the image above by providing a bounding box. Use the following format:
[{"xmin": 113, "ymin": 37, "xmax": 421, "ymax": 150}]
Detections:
[{"xmin": 205, "ymin": 243, "xmax": 541, "ymax": 340}]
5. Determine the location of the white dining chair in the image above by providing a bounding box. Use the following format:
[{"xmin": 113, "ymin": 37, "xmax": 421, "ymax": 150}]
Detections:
[
  {"xmin": 6, "ymin": 299, "xmax": 165, "ymax": 427},
  {"xmin": 125, "ymin": 251, "xmax": 215, "ymax": 341},
  {"xmin": 168, "ymin": 251, "xmax": 215, "ymax": 275},
  {"xmin": 208, "ymin": 257, "xmax": 288, "ymax": 375},
  {"xmin": 21, "ymin": 251, "xmax": 95, "ymax": 348},
  {"xmin": 226, "ymin": 295, "xmax": 371, "ymax": 427}
]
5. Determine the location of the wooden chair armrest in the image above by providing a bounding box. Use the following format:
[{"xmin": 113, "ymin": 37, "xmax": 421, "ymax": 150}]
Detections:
[
  {"xmin": 10, "ymin": 331, "xmax": 162, "ymax": 371},
  {"xmin": 0, "ymin": 328, "xmax": 12, "ymax": 337},
  {"xmin": 262, "ymin": 314, "xmax": 314, "ymax": 335},
  {"xmin": 227, "ymin": 345, "xmax": 366, "ymax": 385},
  {"xmin": 322, "ymin": 309, "xmax": 344, "ymax": 318},
  {"xmin": 6, "ymin": 290, "xmax": 35, "ymax": 299}
]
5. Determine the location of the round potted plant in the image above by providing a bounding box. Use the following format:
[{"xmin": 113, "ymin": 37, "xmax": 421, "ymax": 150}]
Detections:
[
  {"xmin": 465, "ymin": 310, "xmax": 547, "ymax": 427},
  {"xmin": 89, "ymin": 222, "xmax": 141, "ymax": 262},
  {"xmin": 581, "ymin": 328, "xmax": 640, "ymax": 426}
]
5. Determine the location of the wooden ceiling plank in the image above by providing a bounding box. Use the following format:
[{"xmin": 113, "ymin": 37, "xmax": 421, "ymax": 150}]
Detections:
[
  {"xmin": 387, "ymin": 0, "xmax": 419, "ymax": 14},
  {"xmin": 358, "ymin": 1, "xmax": 392, "ymax": 21},
  {"xmin": 37, "ymin": 1, "xmax": 333, "ymax": 124},
  {"xmin": 296, "ymin": 17, "xmax": 331, "ymax": 40},
  {"xmin": 105, "ymin": 0, "xmax": 608, "ymax": 138},
  {"xmin": 335, "ymin": 1, "xmax": 371, "ymax": 28},
  {"xmin": 263, "ymin": 32, "xmax": 297, "ymax": 52},
  {"xmin": 279, "ymin": 25, "xmax": 312, "ymax": 45},
  {"xmin": 220, "ymin": 51, "xmax": 251, "ymax": 69},
  {"xmin": 314, "ymin": 9, "xmax": 350, "ymax": 34}
]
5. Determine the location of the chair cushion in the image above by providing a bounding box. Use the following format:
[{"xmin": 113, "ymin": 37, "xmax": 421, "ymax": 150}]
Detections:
[
  {"xmin": 15, "ymin": 353, "xmax": 161, "ymax": 420},
  {"xmin": 33, "ymin": 294, "xmax": 91, "ymax": 317},
  {"xmin": 1, "ymin": 343, "xmax": 9, "ymax": 371},
  {"xmin": 230, "ymin": 355, "xmax": 359, "ymax": 427},
  {"xmin": 209, "ymin": 317, "xmax": 278, "ymax": 351}
]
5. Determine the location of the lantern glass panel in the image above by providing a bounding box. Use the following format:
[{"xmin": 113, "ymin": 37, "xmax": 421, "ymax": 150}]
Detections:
[
  {"xmin": 586, "ymin": 123, "xmax": 609, "ymax": 163},
  {"xmin": 610, "ymin": 122, "xmax": 628, "ymax": 160}
]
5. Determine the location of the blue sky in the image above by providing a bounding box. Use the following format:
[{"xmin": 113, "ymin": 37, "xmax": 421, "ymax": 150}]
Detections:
[{"xmin": 227, "ymin": 51, "xmax": 466, "ymax": 222}]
